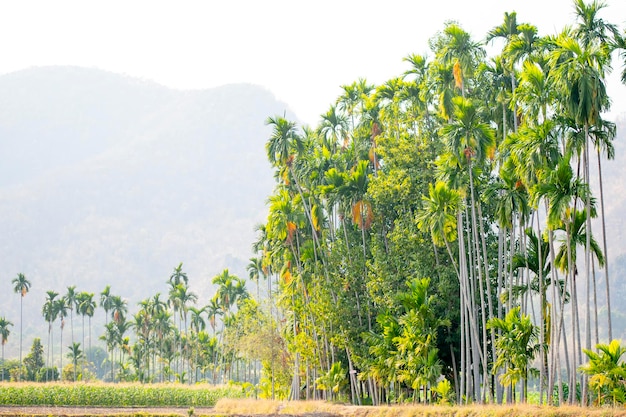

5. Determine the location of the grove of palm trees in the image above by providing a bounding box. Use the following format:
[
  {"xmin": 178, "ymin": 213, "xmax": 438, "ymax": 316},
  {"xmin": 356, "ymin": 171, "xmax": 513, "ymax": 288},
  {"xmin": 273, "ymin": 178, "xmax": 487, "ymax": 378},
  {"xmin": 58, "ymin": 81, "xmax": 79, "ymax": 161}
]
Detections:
[{"xmin": 2, "ymin": 0, "xmax": 626, "ymax": 410}]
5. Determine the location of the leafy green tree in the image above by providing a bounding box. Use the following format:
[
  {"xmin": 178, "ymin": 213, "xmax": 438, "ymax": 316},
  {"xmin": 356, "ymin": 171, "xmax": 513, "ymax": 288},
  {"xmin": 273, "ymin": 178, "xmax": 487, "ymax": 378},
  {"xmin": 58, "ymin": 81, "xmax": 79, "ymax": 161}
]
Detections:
[{"xmin": 23, "ymin": 338, "xmax": 44, "ymax": 381}]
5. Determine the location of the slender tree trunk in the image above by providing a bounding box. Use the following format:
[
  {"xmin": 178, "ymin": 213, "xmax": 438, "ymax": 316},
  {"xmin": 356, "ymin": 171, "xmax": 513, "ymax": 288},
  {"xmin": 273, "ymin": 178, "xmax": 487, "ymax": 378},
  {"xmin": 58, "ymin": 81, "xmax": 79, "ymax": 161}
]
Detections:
[
  {"xmin": 596, "ymin": 148, "xmax": 612, "ymax": 340},
  {"xmin": 19, "ymin": 298, "xmax": 23, "ymax": 381}
]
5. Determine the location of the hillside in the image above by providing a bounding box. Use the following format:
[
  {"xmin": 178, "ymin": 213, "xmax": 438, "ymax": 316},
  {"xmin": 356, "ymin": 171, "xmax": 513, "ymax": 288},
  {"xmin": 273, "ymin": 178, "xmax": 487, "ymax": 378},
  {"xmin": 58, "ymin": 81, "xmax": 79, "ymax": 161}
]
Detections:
[{"xmin": 0, "ymin": 66, "xmax": 290, "ymax": 356}]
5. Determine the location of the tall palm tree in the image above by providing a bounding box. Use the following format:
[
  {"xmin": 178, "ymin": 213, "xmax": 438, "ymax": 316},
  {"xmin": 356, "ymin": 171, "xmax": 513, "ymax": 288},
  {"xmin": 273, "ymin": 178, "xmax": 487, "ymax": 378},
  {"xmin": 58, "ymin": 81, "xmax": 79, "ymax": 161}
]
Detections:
[
  {"xmin": 76, "ymin": 292, "xmax": 95, "ymax": 379},
  {"xmin": 247, "ymin": 256, "xmax": 264, "ymax": 300},
  {"xmin": 55, "ymin": 297, "xmax": 69, "ymax": 378},
  {"xmin": 188, "ymin": 306, "xmax": 206, "ymax": 382},
  {"xmin": 168, "ymin": 282, "xmax": 198, "ymax": 381},
  {"xmin": 571, "ymin": 0, "xmax": 617, "ymax": 344},
  {"xmin": 65, "ymin": 286, "xmax": 78, "ymax": 364},
  {"xmin": 487, "ymin": 11, "xmax": 520, "ymax": 134},
  {"xmin": 435, "ymin": 23, "xmax": 486, "ymax": 98},
  {"xmin": 549, "ymin": 26, "xmax": 612, "ymax": 402},
  {"xmin": 442, "ymin": 96, "xmax": 496, "ymax": 402},
  {"xmin": 169, "ymin": 262, "xmax": 188, "ymax": 286},
  {"xmin": 12, "ymin": 273, "xmax": 31, "ymax": 381},
  {"xmin": 110, "ymin": 295, "xmax": 128, "ymax": 325},
  {"xmin": 0, "ymin": 317, "xmax": 13, "ymax": 382},
  {"xmin": 536, "ymin": 153, "xmax": 591, "ymax": 403},
  {"xmin": 42, "ymin": 290, "xmax": 59, "ymax": 381}
]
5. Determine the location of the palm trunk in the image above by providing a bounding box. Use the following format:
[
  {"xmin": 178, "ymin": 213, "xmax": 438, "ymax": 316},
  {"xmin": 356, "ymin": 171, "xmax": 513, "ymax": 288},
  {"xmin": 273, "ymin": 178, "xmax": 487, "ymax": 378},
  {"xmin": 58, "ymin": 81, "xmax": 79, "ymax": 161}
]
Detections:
[{"xmin": 596, "ymin": 148, "xmax": 612, "ymax": 340}]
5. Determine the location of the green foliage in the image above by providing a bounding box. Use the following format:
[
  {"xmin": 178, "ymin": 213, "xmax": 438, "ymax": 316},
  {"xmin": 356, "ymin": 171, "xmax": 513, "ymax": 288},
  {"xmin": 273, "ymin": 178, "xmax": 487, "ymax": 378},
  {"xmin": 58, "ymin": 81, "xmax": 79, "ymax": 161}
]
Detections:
[
  {"xmin": 0, "ymin": 383, "xmax": 244, "ymax": 407},
  {"xmin": 488, "ymin": 307, "xmax": 540, "ymax": 400},
  {"xmin": 580, "ymin": 340, "xmax": 626, "ymax": 405},
  {"xmin": 23, "ymin": 338, "xmax": 45, "ymax": 381},
  {"xmin": 432, "ymin": 378, "xmax": 454, "ymax": 405},
  {"xmin": 315, "ymin": 362, "xmax": 347, "ymax": 399}
]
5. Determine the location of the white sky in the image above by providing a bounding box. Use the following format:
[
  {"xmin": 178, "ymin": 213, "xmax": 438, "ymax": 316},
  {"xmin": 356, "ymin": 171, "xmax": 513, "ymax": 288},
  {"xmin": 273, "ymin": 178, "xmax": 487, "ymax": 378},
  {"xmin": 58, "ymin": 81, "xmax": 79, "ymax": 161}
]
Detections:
[{"xmin": 1, "ymin": 0, "xmax": 625, "ymax": 126}]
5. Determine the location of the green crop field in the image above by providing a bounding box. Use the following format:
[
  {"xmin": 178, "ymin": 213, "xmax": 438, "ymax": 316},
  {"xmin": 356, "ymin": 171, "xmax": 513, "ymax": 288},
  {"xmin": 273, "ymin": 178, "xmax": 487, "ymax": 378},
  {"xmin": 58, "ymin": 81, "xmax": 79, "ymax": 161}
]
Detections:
[{"xmin": 0, "ymin": 383, "xmax": 244, "ymax": 408}]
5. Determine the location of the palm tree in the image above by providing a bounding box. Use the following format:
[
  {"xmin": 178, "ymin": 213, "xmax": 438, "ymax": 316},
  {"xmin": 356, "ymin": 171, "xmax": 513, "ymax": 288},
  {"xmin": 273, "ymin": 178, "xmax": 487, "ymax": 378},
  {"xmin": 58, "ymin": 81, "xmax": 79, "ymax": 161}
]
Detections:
[
  {"xmin": 206, "ymin": 297, "xmax": 222, "ymax": 337},
  {"xmin": 168, "ymin": 282, "xmax": 198, "ymax": 382},
  {"xmin": 487, "ymin": 11, "xmax": 520, "ymax": 134},
  {"xmin": 435, "ymin": 22, "xmax": 486, "ymax": 98},
  {"xmin": 42, "ymin": 290, "xmax": 59, "ymax": 381},
  {"xmin": 442, "ymin": 96, "xmax": 496, "ymax": 401},
  {"xmin": 65, "ymin": 286, "xmax": 78, "ymax": 365},
  {"xmin": 488, "ymin": 307, "xmax": 540, "ymax": 402},
  {"xmin": 169, "ymin": 262, "xmax": 188, "ymax": 286},
  {"xmin": 12, "ymin": 272, "xmax": 31, "ymax": 381},
  {"xmin": 0, "ymin": 317, "xmax": 13, "ymax": 382},
  {"xmin": 188, "ymin": 306, "xmax": 206, "ymax": 382},
  {"xmin": 417, "ymin": 181, "xmax": 461, "ymax": 270},
  {"xmin": 110, "ymin": 295, "xmax": 128, "ymax": 325},
  {"xmin": 580, "ymin": 339, "xmax": 626, "ymax": 405},
  {"xmin": 55, "ymin": 297, "xmax": 69, "ymax": 377},
  {"xmin": 247, "ymin": 257, "xmax": 264, "ymax": 300},
  {"xmin": 571, "ymin": 0, "xmax": 617, "ymax": 344},
  {"xmin": 76, "ymin": 292, "xmax": 96, "ymax": 379}
]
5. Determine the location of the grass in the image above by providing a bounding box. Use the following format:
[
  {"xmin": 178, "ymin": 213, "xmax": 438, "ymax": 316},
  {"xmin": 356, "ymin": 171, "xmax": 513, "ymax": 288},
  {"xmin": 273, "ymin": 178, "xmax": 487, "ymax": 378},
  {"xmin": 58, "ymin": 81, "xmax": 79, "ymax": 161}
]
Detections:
[{"xmin": 214, "ymin": 399, "xmax": 626, "ymax": 417}]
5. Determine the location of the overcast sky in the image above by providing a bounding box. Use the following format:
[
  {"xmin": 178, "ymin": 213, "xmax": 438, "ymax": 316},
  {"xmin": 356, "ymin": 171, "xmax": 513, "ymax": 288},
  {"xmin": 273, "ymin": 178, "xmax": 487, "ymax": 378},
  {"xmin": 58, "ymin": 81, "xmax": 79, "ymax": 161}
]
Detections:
[{"xmin": 1, "ymin": 0, "xmax": 625, "ymax": 125}]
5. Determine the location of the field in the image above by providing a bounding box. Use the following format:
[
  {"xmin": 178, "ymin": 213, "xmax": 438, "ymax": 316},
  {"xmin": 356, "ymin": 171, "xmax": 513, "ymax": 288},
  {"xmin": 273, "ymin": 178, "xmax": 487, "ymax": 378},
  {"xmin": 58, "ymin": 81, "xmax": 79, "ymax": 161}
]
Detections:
[
  {"xmin": 0, "ymin": 382, "xmax": 245, "ymax": 407},
  {"xmin": 1, "ymin": 385, "xmax": 626, "ymax": 417}
]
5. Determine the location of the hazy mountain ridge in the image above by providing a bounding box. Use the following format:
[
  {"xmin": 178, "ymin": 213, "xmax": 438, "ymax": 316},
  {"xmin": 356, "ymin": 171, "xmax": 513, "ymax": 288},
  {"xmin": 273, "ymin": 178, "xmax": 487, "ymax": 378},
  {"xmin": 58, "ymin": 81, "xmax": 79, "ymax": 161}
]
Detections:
[{"xmin": 0, "ymin": 67, "xmax": 288, "ymax": 354}]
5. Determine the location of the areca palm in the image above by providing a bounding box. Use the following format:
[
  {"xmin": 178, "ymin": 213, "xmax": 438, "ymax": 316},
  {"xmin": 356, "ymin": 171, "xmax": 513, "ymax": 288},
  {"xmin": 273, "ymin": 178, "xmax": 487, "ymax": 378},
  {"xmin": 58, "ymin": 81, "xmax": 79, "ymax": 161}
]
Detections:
[
  {"xmin": 554, "ymin": 208, "xmax": 604, "ymax": 273},
  {"xmin": 76, "ymin": 292, "xmax": 95, "ymax": 380},
  {"xmin": 487, "ymin": 11, "xmax": 520, "ymax": 133},
  {"xmin": 42, "ymin": 290, "xmax": 59, "ymax": 381},
  {"xmin": 436, "ymin": 23, "xmax": 486, "ymax": 98},
  {"xmin": 417, "ymin": 181, "xmax": 461, "ymax": 270},
  {"xmin": 488, "ymin": 307, "xmax": 540, "ymax": 402},
  {"xmin": 65, "ymin": 286, "xmax": 78, "ymax": 363},
  {"xmin": 77, "ymin": 292, "xmax": 96, "ymax": 354},
  {"xmin": 318, "ymin": 105, "xmax": 349, "ymax": 152},
  {"xmin": 573, "ymin": 0, "xmax": 618, "ymax": 48},
  {"xmin": 169, "ymin": 262, "xmax": 188, "ymax": 286},
  {"xmin": 0, "ymin": 317, "xmax": 12, "ymax": 381},
  {"xmin": 188, "ymin": 306, "xmax": 206, "ymax": 382},
  {"xmin": 55, "ymin": 297, "xmax": 69, "ymax": 377},
  {"xmin": 247, "ymin": 256, "xmax": 264, "ymax": 300},
  {"xmin": 581, "ymin": 340, "xmax": 626, "ymax": 405},
  {"xmin": 442, "ymin": 95, "xmax": 496, "ymax": 401},
  {"xmin": 536, "ymin": 154, "xmax": 590, "ymax": 402},
  {"xmin": 168, "ymin": 282, "xmax": 198, "ymax": 381},
  {"xmin": 12, "ymin": 272, "xmax": 31, "ymax": 381}
]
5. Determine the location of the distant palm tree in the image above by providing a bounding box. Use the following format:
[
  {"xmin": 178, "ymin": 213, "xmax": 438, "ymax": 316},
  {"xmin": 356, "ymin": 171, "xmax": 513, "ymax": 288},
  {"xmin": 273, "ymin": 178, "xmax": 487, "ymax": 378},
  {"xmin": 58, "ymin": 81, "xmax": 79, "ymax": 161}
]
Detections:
[
  {"xmin": 55, "ymin": 297, "xmax": 69, "ymax": 377},
  {"xmin": 42, "ymin": 290, "xmax": 59, "ymax": 381},
  {"xmin": 65, "ymin": 287, "xmax": 77, "ymax": 345},
  {"xmin": 12, "ymin": 273, "xmax": 31, "ymax": 381},
  {"xmin": 0, "ymin": 317, "xmax": 13, "ymax": 381},
  {"xmin": 76, "ymin": 292, "xmax": 96, "ymax": 379},
  {"xmin": 169, "ymin": 262, "xmax": 188, "ymax": 286}
]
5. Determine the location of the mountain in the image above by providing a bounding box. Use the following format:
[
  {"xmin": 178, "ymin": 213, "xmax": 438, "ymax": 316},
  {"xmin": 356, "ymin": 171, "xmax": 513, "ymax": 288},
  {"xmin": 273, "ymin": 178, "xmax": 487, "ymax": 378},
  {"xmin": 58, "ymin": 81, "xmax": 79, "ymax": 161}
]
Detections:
[{"xmin": 0, "ymin": 66, "xmax": 289, "ymax": 355}]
